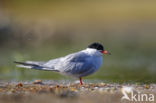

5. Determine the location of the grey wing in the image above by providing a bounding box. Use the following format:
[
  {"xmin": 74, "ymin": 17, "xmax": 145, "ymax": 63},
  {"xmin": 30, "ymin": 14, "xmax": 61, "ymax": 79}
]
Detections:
[
  {"xmin": 65, "ymin": 52, "xmax": 89, "ymax": 62},
  {"xmin": 44, "ymin": 51, "xmax": 88, "ymax": 69},
  {"xmin": 64, "ymin": 61, "xmax": 96, "ymax": 77},
  {"xmin": 57, "ymin": 52, "xmax": 96, "ymax": 77}
]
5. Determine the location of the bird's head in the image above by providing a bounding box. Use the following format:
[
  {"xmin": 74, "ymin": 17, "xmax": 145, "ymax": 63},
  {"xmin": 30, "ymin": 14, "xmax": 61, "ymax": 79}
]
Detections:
[{"xmin": 88, "ymin": 42, "xmax": 111, "ymax": 55}]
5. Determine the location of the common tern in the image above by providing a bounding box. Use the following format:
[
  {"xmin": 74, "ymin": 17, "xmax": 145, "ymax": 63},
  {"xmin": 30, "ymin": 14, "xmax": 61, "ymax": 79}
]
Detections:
[{"xmin": 15, "ymin": 42, "xmax": 111, "ymax": 85}]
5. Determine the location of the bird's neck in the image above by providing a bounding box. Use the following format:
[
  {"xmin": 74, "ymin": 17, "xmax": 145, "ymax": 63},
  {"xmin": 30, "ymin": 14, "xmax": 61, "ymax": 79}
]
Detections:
[{"xmin": 83, "ymin": 48, "xmax": 102, "ymax": 56}]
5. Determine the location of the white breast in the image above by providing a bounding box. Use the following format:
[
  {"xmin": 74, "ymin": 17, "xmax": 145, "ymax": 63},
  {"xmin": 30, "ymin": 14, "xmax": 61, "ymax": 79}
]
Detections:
[{"xmin": 83, "ymin": 48, "xmax": 103, "ymax": 69}]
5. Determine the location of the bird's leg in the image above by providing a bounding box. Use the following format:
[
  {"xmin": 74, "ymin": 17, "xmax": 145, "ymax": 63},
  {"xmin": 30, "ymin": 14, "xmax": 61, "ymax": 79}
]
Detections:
[{"xmin": 79, "ymin": 77, "xmax": 83, "ymax": 85}]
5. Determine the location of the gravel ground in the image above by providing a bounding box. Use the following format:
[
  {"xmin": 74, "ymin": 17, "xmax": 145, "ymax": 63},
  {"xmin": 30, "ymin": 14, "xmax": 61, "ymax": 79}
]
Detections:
[{"xmin": 0, "ymin": 80, "xmax": 155, "ymax": 103}]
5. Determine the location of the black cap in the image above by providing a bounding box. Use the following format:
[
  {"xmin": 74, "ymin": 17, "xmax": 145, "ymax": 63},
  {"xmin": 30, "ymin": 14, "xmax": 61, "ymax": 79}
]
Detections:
[{"xmin": 88, "ymin": 42, "xmax": 104, "ymax": 51}]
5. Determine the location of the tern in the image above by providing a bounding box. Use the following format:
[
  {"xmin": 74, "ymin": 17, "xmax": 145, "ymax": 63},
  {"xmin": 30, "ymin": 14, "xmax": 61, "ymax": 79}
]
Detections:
[{"xmin": 15, "ymin": 42, "xmax": 111, "ymax": 85}]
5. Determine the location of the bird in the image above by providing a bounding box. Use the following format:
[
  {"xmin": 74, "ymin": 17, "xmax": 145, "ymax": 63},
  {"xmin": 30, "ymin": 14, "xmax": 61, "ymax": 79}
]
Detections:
[{"xmin": 14, "ymin": 42, "xmax": 111, "ymax": 85}]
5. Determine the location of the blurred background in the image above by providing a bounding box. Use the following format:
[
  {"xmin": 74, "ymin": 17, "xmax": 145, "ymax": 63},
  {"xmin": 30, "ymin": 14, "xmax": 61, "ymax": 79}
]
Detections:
[{"xmin": 0, "ymin": 0, "xmax": 156, "ymax": 83}]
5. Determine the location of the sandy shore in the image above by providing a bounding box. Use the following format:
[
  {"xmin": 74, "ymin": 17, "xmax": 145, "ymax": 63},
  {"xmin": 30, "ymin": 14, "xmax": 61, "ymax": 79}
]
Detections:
[{"xmin": 0, "ymin": 80, "xmax": 155, "ymax": 103}]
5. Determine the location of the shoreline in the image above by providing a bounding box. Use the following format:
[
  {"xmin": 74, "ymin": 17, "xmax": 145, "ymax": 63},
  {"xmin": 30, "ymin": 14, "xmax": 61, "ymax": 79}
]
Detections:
[{"xmin": 0, "ymin": 80, "xmax": 155, "ymax": 103}]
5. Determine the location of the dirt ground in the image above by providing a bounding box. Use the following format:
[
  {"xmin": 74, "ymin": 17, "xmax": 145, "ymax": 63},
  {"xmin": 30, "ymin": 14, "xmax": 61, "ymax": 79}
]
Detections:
[{"xmin": 0, "ymin": 80, "xmax": 155, "ymax": 103}]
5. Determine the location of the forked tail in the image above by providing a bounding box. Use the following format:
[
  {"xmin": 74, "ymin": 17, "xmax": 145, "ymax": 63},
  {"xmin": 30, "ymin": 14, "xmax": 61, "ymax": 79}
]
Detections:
[{"xmin": 14, "ymin": 61, "xmax": 59, "ymax": 72}]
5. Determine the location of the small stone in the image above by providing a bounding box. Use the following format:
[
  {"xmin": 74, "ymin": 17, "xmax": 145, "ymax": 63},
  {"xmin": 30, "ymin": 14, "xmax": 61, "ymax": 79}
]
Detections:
[
  {"xmin": 16, "ymin": 83, "xmax": 23, "ymax": 87},
  {"xmin": 100, "ymin": 83, "xmax": 106, "ymax": 86},
  {"xmin": 94, "ymin": 87, "xmax": 99, "ymax": 89},
  {"xmin": 144, "ymin": 84, "xmax": 150, "ymax": 89},
  {"xmin": 33, "ymin": 80, "xmax": 43, "ymax": 84}
]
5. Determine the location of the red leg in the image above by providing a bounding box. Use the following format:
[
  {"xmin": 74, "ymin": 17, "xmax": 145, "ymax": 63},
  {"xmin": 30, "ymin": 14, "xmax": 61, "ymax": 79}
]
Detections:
[{"xmin": 79, "ymin": 77, "xmax": 83, "ymax": 85}]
